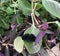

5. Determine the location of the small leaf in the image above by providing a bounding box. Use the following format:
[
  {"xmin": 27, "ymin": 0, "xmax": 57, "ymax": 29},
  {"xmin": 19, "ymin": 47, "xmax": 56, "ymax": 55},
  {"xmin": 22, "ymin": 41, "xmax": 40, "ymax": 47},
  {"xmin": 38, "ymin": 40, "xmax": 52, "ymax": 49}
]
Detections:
[
  {"xmin": 14, "ymin": 36, "xmax": 24, "ymax": 53},
  {"xmin": 6, "ymin": 7, "xmax": 13, "ymax": 14},
  {"xmin": 10, "ymin": 4, "xmax": 18, "ymax": 7},
  {"xmin": 35, "ymin": 11, "xmax": 40, "ymax": 17},
  {"xmin": 35, "ymin": 3, "xmax": 42, "ymax": 10}
]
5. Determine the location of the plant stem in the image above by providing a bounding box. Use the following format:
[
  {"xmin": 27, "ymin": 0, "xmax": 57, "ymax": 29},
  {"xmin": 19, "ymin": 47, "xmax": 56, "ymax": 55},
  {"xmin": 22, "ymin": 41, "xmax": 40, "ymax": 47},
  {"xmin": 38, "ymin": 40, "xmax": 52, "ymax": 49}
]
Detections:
[
  {"xmin": 33, "ymin": 3, "xmax": 39, "ymax": 26},
  {"xmin": 5, "ymin": 45, "xmax": 10, "ymax": 56},
  {"xmin": 33, "ymin": 14, "xmax": 39, "ymax": 25},
  {"xmin": 48, "ymin": 21, "xmax": 56, "ymax": 24},
  {"xmin": 31, "ymin": 0, "xmax": 34, "ymax": 25},
  {"xmin": 31, "ymin": 0, "xmax": 39, "ymax": 26},
  {"xmin": 48, "ymin": 21, "xmax": 60, "ymax": 29}
]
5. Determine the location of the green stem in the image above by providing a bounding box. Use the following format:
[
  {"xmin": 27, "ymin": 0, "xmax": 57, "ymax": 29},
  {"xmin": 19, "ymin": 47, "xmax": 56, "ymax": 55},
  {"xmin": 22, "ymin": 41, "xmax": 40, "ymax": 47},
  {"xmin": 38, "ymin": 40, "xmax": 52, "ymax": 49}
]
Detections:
[
  {"xmin": 48, "ymin": 21, "xmax": 60, "ymax": 29},
  {"xmin": 48, "ymin": 21, "xmax": 56, "ymax": 24},
  {"xmin": 31, "ymin": 0, "xmax": 34, "ymax": 25},
  {"xmin": 31, "ymin": 0, "xmax": 39, "ymax": 25}
]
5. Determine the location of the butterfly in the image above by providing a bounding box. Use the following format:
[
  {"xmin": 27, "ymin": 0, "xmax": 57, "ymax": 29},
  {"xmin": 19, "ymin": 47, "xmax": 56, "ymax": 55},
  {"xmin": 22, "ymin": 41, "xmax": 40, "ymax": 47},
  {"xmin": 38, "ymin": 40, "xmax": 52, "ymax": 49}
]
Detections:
[{"xmin": 22, "ymin": 34, "xmax": 36, "ymax": 42}]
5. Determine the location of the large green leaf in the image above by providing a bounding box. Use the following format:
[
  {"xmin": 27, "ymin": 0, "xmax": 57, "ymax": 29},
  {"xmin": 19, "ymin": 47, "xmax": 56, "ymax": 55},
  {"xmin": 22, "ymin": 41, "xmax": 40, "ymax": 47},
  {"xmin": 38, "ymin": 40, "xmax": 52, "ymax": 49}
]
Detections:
[
  {"xmin": 14, "ymin": 36, "xmax": 24, "ymax": 53},
  {"xmin": 23, "ymin": 24, "xmax": 42, "ymax": 54},
  {"xmin": 42, "ymin": 0, "xmax": 60, "ymax": 18}
]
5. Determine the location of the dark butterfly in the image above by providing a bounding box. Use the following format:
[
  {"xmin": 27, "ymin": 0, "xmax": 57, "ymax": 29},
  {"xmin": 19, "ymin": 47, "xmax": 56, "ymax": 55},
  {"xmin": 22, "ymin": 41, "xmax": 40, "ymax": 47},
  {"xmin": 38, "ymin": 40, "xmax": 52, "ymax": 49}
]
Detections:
[{"xmin": 22, "ymin": 34, "xmax": 36, "ymax": 42}]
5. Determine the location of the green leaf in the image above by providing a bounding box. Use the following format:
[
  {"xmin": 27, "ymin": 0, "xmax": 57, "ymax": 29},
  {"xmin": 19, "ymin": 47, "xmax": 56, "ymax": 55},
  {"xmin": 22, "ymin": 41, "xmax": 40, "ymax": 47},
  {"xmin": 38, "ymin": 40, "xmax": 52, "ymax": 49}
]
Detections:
[
  {"xmin": 0, "ymin": 19, "xmax": 9, "ymax": 29},
  {"xmin": 24, "ymin": 40, "xmax": 42, "ymax": 54},
  {"xmin": 14, "ymin": 36, "xmax": 24, "ymax": 53},
  {"xmin": 35, "ymin": 11, "xmax": 40, "ymax": 17},
  {"xmin": 17, "ymin": 0, "xmax": 40, "ymax": 16},
  {"xmin": 50, "ymin": 14, "xmax": 56, "ymax": 19},
  {"xmin": 17, "ymin": 0, "xmax": 31, "ymax": 15},
  {"xmin": 24, "ymin": 24, "xmax": 39, "ymax": 36},
  {"xmin": 0, "ymin": 28, "xmax": 4, "ymax": 36},
  {"xmin": 14, "ymin": 15, "xmax": 23, "ymax": 26},
  {"xmin": 35, "ymin": 3, "xmax": 42, "ymax": 10},
  {"xmin": 38, "ymin": 0, "xmax": 42, "ymax": 2},
  {"xmin": 42, "ymin": 0, "xmax": 60, "ymax": 18},
  {"xmin": 23, "ymin": 24, "xmax": 42, "ymax": 54},
  {"xmin": 10, "ymin": 4, "xmax": 18, "ymax": 8},
  {"xmin": 0, "ymin": 0, "xmax": 10, "ymax": 4},
  {"xmin": 6, "ymin": 7, "xmax": 13, "ymax": 14}
]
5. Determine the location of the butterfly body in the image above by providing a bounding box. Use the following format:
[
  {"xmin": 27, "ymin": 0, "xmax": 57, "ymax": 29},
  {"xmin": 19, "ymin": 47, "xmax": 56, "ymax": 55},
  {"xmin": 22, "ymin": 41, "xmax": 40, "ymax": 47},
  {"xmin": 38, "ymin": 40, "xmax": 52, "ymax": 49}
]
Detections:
[{"xmin": 22, "ymin": 34, "xmax": 36, "ymax": 42}]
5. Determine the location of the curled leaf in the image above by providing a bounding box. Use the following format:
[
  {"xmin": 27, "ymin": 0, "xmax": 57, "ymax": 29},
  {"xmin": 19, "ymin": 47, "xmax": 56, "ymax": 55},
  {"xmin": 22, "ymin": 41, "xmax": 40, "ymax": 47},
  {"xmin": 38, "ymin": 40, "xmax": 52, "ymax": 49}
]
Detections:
[
  {"xmin": 35, "ymin": 31, "xmax": 46, "ymax": 45},
  {"xmin": 35, "ymin": 22, "xmax": 48, "ymax": 45}
]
